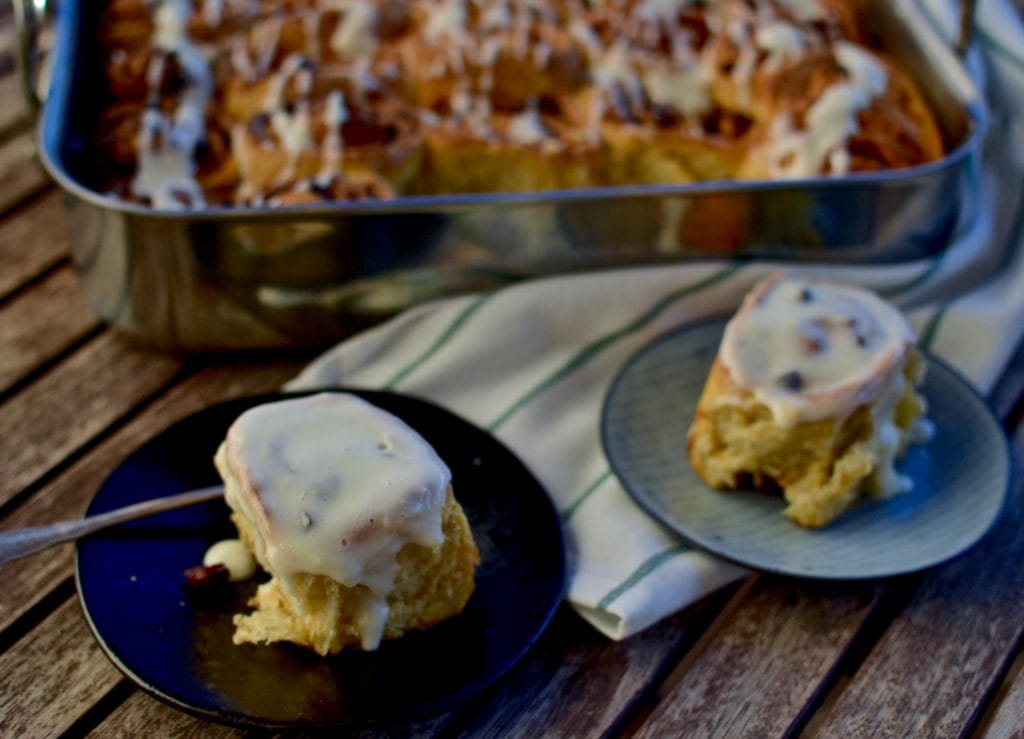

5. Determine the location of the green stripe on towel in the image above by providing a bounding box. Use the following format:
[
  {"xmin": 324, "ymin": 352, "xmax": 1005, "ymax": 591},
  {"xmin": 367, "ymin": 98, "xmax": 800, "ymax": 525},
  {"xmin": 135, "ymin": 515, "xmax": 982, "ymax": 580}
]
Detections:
[
  {"xmin": 561, "ymin": 469, "xmax": 614, "ymax": 523},
  {"xmin": 488, "ymin": 264, "xmax": 743, "ymax": 432},
  {"xmin": 383, "ymin": 292, "xmax": 497, "ymax": 389},
  {"xmin": 597, "ymin": 542, "xmax": 692, "ymax": 612},
  {"xmin": 919, "ymin": 186, "xmax": 1024, "ymax": 350}
]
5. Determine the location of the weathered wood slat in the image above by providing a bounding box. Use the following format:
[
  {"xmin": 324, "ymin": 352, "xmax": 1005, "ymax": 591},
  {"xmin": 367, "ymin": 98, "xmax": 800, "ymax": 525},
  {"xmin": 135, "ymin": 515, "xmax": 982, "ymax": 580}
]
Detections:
[
  {"xmin": 0, "ymin": 359, "xmax": 303, "ymax": 632},
  {"xmin": 0, "ymin": 266, "xmax": 99, "ymax": 393},
  {"xmin": 0, "ymin": 128, "xmax": 50, "ymax": 215},
  {"xmin": 456, "ymin": 588, "xmax": 737, "ymax": 738},
  {"xmin": 93, "ymin": 685, "xmax": 450, "ymax": 738},
  {"xmin": 629, "ymin": 578, "xmax": 879, "ymax": 737},
  {"xmin": 0, "ymin": 12, "xmax": 17, "ymax": 77},
  {"xmin": 90, "ymin": 692, "xmax": 247, "ymax": 739},
  {"xmin": 0, "ymin": 331, "xmax": 185, "ymax": 509},
  {"xmin": 0, "ymin": 71, "xmax": 31, "ymax": 140},
  {"xmin": 980, "ymin": 653, "xmax": 1024, "ymax": 738},
  {"xmin": 0, "ymin": 599, "xmax": 123, "ymax": 738},
  {"xmin": 811, "ymin": 425, "xmax": 1024, "ymax": 738},
  {"xmin": 0, "ymin": 190, "xmax": 68, "ymax": 296}
]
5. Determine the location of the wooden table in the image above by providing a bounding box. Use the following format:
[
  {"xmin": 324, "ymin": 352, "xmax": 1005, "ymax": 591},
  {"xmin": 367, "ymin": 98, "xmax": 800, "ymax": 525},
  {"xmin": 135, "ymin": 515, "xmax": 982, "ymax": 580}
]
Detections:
[{"xmin": 3, "ymin": 9, "xmax": 1024, "ymax": 739}]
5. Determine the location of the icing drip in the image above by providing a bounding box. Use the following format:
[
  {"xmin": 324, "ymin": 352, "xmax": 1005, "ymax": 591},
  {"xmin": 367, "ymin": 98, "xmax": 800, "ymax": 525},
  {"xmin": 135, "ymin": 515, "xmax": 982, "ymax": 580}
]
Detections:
[
  {"xmin": 591, "ymin": 41, "xmax": 645, "ymax": 115},
  {"xmin": 317, "ymin": 89, "xmax": 349, "ymax": 182},
  {"xmin": 776, "ymin": 0, "xmax": 827, "ymax": 22},
  {"xmin": 643, "ymin": 62, "xmax": 710, "ymax": 116},
  {"xmin": 331, "ymin": 0, "xmax": 378, "ymax": 58},
  {"xmin": 132, "ymin": 0, "xmax": 213, "ymax": 209},
  {"xmin": 424, "ymin": 0, "xmax": 468, "ymax": 41},
  {"xmin": 766, "ymin": 40, "xmax": 889, "ymax": 177},
  {"xmin": 506, "ymin": 101, "xmax": 550, "ymax": 146},
  {"xmin": 755, "ymin": 21, "xmax": 806, "ymax": 71}
]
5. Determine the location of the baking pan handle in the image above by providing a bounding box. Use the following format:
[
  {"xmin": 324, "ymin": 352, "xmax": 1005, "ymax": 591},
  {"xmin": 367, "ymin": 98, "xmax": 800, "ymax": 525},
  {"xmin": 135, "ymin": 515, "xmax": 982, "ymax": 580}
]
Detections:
[{"xmin": 12, "ymin": 0, "xmax": 51, "ymax": 111}]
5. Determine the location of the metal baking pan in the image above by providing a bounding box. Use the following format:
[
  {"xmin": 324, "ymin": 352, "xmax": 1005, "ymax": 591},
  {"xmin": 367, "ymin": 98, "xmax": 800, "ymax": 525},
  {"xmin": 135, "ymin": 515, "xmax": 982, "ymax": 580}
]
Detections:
[{"xmin": 27, "ymin": 0, "xmax": 987, "ymax": 349}]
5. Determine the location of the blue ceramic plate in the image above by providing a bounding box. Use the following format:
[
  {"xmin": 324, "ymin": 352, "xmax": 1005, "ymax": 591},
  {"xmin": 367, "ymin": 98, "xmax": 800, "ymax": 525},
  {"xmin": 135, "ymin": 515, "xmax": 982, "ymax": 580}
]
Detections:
[
  {"xmin": 76, "ymin": 390, "xmax": 565, "ymax": 730},
  {"xmin": 601, "ymin": 319, "xmax": 1010, "ymax": 579}
]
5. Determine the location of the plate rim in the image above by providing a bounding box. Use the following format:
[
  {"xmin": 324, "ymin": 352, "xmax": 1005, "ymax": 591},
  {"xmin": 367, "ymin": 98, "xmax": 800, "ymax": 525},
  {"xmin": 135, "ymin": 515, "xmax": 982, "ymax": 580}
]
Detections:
[
  {"xmin": 75, "ymin": 387, "xmax": 567, "ymax": 730},
  {"xmin": 600, "ymin": 317, "xmax": 1012, "ymax": 580}
]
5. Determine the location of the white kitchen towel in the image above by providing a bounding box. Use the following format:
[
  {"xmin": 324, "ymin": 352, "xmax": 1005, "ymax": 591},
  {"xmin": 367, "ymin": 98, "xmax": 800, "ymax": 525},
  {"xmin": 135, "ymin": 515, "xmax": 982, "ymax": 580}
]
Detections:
[{"xmin": 288, "ymin": 0, "xmax": 1024, "ymax": 639}]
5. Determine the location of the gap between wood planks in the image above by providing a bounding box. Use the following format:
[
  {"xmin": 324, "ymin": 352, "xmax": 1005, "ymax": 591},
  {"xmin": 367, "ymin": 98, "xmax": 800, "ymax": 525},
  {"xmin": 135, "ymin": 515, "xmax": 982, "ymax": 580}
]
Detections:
[
  {"xmin": 614, "ymin": 574, "xmax": 760, "ymax": 737},
  {"xmin": 0, "ymin": 349, "xmax": 194, "ymax": 521}
]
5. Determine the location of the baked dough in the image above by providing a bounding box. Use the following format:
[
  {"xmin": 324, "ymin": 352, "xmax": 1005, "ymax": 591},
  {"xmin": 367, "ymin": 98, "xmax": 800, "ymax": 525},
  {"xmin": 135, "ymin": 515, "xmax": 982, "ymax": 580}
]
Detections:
[
  {"xmin": 215, "ymin": 392, "xmax": 479, "ymax": 654},
  {"xmin": 687, "ymin": 273, "xmax": 933, "ymax": 528},
  {"xmin": 94, "ymin": 0, "xmax": 946, "ymax": 209}
]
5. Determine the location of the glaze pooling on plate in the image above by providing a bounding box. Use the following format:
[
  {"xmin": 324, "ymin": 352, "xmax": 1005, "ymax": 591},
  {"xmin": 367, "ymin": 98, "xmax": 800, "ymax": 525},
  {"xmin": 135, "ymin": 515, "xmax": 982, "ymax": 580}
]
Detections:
[
  {"xmin": 601, "ymin": 319, "xmax": 1009, "ymax": 579},
  {"xmin": 76, "ymin": 390, "xmax": 565, "ymax": 730}
]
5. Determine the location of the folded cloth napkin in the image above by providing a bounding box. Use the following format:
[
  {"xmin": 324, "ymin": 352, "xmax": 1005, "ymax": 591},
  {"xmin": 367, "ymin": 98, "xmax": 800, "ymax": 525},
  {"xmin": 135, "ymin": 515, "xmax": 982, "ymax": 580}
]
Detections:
[{"xmin": 289, "ymin": 0, "xmax": 1024, "ymax": 640}]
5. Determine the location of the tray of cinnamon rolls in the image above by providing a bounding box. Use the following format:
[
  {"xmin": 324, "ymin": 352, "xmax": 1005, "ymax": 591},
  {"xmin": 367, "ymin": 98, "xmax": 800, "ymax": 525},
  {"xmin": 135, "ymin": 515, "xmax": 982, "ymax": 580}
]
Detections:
[{"xmin": 32, "ymin": 0, "xmax": 986, "ymax": 348}]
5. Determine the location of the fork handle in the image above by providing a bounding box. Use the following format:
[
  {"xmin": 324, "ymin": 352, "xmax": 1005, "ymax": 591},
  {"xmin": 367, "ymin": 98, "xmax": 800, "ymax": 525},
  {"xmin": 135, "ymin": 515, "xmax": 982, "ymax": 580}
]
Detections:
[{"xmin": 0, "ymin": 486, "xmax": 224, "ymax": 565}]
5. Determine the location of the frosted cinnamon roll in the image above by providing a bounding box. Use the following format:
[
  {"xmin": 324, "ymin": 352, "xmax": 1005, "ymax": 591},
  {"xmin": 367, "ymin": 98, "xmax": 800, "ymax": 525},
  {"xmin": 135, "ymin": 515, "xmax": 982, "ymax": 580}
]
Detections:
[
  {"xmin": 216, "ymin": 392, "xmax": 479, "ymax": 654},
  {"xmin": 687, "ymin": 273, "xmax": 933, "ymax": 528},
  {"xmin": 93, "ymin": 0, "xmax": 948, "ymax": 208}
]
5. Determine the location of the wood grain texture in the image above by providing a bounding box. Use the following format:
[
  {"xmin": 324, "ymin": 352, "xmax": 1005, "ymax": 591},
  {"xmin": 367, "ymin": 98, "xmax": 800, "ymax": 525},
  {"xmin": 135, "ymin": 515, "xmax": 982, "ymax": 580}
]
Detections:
[
  {"xmin": 0, "ymin": 190, "xmax": 69, "ymax": 296},
  {"xmin": 0, "ymin": 331, "xmax": 184, "ymax": 509},
  {"xmin": 0, "ymin": 71, "xmax": 31, "ymax": 140},
  {"xmin": 0, "ymin": 129, "xmax": 50, "ymax": 215},
  {"xmin": 812, "ymin": 424, "xmax": 1024, "ymax": 738},
  {"xmin": 0, "ymin": 359, "xmax": 304, "ymax": 632},
  {"xmin": 632, "ymin": 578, "xmax": 879, "ymax": 738},
  {"xmin": 92, "ymin": 687, "xmax": 451, "ymax": 738},
  {"xmin": 90, "ymin": 691, "xmax": 247, "ymax": 739},
  {"xmin": 0, "ymin": 599, "xmax": 123, "ymax": 738},
  {"xmin": 0, "ymin": 266, "xmax": 99, "ymax": 393},
  {"xmin": 455, "ymin": 586, "xmax": 736, "ymax": 738},
  {"xmin": 980, "ymin": 652, "xmax": 1024, "ymax": 738}
]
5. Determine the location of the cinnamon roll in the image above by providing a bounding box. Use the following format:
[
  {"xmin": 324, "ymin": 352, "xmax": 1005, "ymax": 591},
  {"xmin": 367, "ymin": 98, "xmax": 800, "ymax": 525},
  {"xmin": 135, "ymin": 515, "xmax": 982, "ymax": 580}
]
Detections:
[
  {"xmin": 687, "ymin": 273, "xmax": 933, "ymax": 528},
  {"xmin": 93, "ymin": 0, "xmax": 946, "ymax": 209},
  {"xmin": 216, "ymin": 392, "xmax": 479, "ymax": 654}
]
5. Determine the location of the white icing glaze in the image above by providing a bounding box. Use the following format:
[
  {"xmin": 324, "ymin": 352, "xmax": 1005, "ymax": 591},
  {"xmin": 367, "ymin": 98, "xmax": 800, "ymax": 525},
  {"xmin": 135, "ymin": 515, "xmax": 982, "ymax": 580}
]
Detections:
[
  {"xmin": 755, "ymin": 21, "xmax": 806, "ymax": 70},
  {"xmin": 568, "ymin": 18, "xmax": 603, "ymax": 55},
  {"xmin": 217, "ymin": 392, "xmax": 450, "ymax": 650},
  {"xmin": 263, "ymin": 53, "xmax": 307, "ymax": 111},
  {"xmin": 331, "ymin": 0, "xmax": 378, "ymax": 58},
  {"xmin": 506, "ymin": 103, "xmax": 549, "ymax": 146},
  {"xmin": 776, "ymin": 0, "xmax": 827, "ymax": 22},
  {"xmin": 317, "ymin": 89, "xmax": 349, "ymax": 181},
  {"xmin": 766, "ymin": 41, "xmax": 889, "ymax": 178},
  {"xmin": 718, "ymin": 274, "xmax": 915, "ymax": 428},
  {"xmin": 591, "ymin": 42, "xmax": 645, "ymax": 112},
  {"xmin": 636, "ymin": 0, "xmax": 699, "ymax": 25},
  {"xmin": 270, "ymin": 104, "xmax": 314, "ymax": 155},
  {"xmin": 424, "ymin": 0, "xmax": 468, "ymax": 41},
  {"xmin": 643, "ymin": 63, "xmax": 710, "ymax": 116},
  {"xmin": 203, "ymin": 538, "xmax": 257, "ymax": 581},
  {"xmin": 131, "ymin": 0, "xmax": 213, "ymax": 209},
  {"xmin": 833, "ymin": 40, "xmax": 888, "ymax": 97}
]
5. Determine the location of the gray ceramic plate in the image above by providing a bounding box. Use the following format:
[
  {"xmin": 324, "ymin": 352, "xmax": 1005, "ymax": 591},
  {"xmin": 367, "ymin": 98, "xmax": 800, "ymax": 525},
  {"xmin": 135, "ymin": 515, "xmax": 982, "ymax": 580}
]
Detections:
[{"xmin": 601, "ymin": 319, "xmax": 1010, "ymax": 579}]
